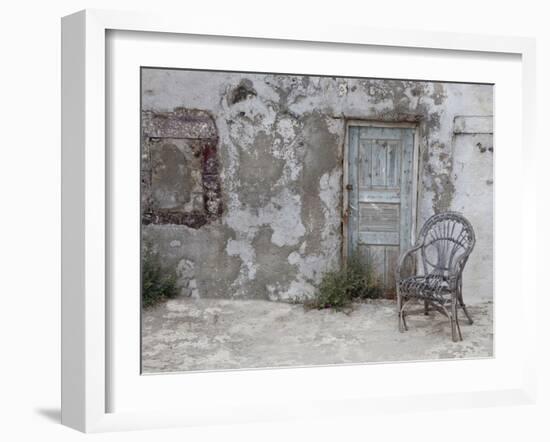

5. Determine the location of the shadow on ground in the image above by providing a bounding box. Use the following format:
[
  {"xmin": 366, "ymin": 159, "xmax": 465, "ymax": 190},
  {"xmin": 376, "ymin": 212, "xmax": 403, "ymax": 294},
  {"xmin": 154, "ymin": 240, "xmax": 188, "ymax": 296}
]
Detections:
[{"xmin": 35, "ymin": 408, "xmax": 61, "ymax": 423}]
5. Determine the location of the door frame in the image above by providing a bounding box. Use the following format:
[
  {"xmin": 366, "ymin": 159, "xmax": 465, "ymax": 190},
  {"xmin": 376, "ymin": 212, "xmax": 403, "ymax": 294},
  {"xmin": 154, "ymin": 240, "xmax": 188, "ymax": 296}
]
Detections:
[{"xmin": 342, "ymin": 120, "xmax": 421, "ymax": 263}]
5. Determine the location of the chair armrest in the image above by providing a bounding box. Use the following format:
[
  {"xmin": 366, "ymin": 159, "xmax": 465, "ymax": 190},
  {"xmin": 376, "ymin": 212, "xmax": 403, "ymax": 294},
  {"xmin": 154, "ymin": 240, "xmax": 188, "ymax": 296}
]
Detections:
[{"xmin": 395, "ymin": 243, "xmax": 423, "ymax": 282}]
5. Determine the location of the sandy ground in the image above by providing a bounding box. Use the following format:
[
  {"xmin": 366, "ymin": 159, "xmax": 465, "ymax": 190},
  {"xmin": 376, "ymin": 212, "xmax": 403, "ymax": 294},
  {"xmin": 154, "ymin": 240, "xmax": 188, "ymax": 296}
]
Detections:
[{"xmin": 142, "ymin": 298, "xmax": 493, "ymax": 373}]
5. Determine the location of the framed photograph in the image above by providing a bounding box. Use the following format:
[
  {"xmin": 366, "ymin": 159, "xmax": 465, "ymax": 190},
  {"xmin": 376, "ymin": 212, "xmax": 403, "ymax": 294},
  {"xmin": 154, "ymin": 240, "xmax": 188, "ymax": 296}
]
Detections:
[{"xmin": 61, "ymin": 9, "xmax": 537, "ymax": 432}]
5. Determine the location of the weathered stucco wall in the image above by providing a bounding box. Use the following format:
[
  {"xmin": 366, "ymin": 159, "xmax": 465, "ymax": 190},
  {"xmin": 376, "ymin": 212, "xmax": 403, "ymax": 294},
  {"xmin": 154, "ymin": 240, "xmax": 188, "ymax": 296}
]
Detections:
[{"xmin": 141, "ymin": 69, "xmax": 493, "ymax": 302}]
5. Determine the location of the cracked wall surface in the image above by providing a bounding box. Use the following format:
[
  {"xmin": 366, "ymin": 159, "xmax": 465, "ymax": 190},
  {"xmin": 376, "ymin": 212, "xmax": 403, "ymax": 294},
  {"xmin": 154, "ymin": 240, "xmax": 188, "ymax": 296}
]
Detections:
[{"xmin": 141, "ymin": 68, "xmax": 493, "ymax": 302}]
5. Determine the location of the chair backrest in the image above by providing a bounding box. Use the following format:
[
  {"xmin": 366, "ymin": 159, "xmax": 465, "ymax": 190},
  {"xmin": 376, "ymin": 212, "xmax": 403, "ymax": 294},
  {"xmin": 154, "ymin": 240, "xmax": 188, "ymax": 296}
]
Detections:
[{"xmin": 417, "ymin": 212, "xmax": 476, "ymax": 278}]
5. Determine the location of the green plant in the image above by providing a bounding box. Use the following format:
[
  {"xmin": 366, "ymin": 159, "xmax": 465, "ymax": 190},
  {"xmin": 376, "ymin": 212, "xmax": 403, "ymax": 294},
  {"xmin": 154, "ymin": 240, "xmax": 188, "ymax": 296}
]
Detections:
[
  {"xmin": 141, "ymin": 244, "xmax": 178, "ymax": 308},
  {"xmin": 305, "ymin": 252, "xmax": 383, "ymax": 311}
]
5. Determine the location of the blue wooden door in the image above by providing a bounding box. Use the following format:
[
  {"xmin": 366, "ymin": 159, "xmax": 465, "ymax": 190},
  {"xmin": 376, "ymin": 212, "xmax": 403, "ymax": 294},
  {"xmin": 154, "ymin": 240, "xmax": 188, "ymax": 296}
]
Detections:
[{"xmin": 347, "ymin": 125, "xmax": 415, "ymax": 295}]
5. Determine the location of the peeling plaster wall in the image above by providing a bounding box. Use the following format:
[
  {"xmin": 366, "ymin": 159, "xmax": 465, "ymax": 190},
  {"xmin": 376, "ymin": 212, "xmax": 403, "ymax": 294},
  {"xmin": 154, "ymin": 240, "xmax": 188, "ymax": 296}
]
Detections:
[{"xmin": 142, "ymin": 69, "xmax": 493, "ymax": 302}]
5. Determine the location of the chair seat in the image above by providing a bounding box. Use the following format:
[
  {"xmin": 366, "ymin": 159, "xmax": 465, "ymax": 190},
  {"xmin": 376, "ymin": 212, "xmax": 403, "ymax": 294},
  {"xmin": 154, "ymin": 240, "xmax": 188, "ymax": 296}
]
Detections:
[{"xmin": 398, "ymin": 274, "xmax": 452, "ymax": 303}]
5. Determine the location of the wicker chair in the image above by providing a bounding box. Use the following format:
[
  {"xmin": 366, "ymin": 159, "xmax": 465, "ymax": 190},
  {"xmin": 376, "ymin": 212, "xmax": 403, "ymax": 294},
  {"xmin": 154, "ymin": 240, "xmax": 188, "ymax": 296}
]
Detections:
[{"xmin": 395, "ymin": 212, "xmax": 476, "ymax": 342}]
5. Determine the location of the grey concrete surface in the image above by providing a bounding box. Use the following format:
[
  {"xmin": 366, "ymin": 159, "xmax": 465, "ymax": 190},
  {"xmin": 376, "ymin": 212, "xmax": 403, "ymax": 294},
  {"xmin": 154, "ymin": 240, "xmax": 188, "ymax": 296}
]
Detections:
[{"xmin": 142, "ymin": 298, "xmax": 493, "ymax": 373}]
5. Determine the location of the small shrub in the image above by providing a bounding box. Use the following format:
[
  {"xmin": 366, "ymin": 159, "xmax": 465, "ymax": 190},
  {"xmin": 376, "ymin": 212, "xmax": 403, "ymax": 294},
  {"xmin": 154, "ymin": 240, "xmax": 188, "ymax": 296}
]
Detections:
[
  {"xmin": 141, "ymin": 244, "xmax": 178, "ymax": 308},
  {"xmin": 305, "ymin": 252, "xmax": 383, "ymax": 311}
]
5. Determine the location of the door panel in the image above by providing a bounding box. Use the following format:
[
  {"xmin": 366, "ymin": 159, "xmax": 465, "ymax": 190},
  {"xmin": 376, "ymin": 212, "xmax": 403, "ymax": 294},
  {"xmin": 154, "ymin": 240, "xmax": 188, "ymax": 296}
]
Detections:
[
  {"xmin": 347, "ymin": 125, "xmax": 416, "ymax": 297},
  {"xmin": 360, "ymin": 203, "xmax": 399, "ymax": 232},
  {"xmin": 366, "ymin": 245, "xmax": 386, "ymax": 279}
]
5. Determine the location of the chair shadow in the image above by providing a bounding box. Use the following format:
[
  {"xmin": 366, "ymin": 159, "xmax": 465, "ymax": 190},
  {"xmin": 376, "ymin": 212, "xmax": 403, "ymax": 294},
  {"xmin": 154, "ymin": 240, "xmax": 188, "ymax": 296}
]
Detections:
[{"xmin": 35, "ymin": 407, "xmax": 61, "ymax": 423}]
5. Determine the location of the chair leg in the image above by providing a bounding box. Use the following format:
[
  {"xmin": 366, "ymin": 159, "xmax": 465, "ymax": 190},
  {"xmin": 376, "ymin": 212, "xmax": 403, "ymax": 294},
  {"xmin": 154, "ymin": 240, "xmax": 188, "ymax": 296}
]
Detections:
[
  {"xmin": 450, "ymin": 316, "xmax": 458, "ymax": 342},
  {"xmin": 457, "ymin": 279, "xmax": 473, "ymax": 325},
  {"xmin": 397, "ymin": 293, "xmax": 404, "ymax": 332},
  {"xmin": 460, "ymin": 304, "xmax": 474, "ymax": 325},
  {"xmin": 397, "ymin": 293, "xmax": 408, "ymax": 332},
  {"xmin": 424, "ymin": 300, "xmax": 429, "ymax": 315},
  {"xmin": 398, "ymin": 313, "xmax": 406, "ymax": 332},
  {"xmin": 450, "ymin": 297, "xmax": 463, "ymax": 342},
  {"xmin": 402, "ymin": 311, "xmax": 408, "ymax": 331},
  {"xmin": 456, "ymin": 316, "xmax": 463, "ymax": 341},
  {"xmin": 398, "ymin": 305, "xmax": 406, "ymax": 332}
]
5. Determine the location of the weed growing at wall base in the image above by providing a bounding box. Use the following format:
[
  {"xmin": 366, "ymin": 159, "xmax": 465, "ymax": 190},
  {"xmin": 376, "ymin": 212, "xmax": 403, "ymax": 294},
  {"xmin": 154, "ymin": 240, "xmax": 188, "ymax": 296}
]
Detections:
[
  {"xmin": 305, "ymin": 252, "xmax": 383, "ymax": 311},
  {"xmin": 141, "ymin": 243, "xmax": 178, "ymax": 308}
]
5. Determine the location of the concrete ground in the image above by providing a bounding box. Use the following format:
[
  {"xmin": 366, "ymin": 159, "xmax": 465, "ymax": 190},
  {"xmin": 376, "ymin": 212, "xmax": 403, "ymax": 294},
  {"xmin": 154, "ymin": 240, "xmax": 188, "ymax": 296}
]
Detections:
[{"xmin": 142, "ymin": 298, "xmax": 493, "ymax": 373}]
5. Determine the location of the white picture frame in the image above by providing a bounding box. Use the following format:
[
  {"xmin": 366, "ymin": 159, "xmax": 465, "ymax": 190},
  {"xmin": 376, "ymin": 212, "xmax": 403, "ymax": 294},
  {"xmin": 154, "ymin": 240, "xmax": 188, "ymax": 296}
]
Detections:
[{"xmin": 61, "ymin": 9, "xmax": 538, "ymax": 433}]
